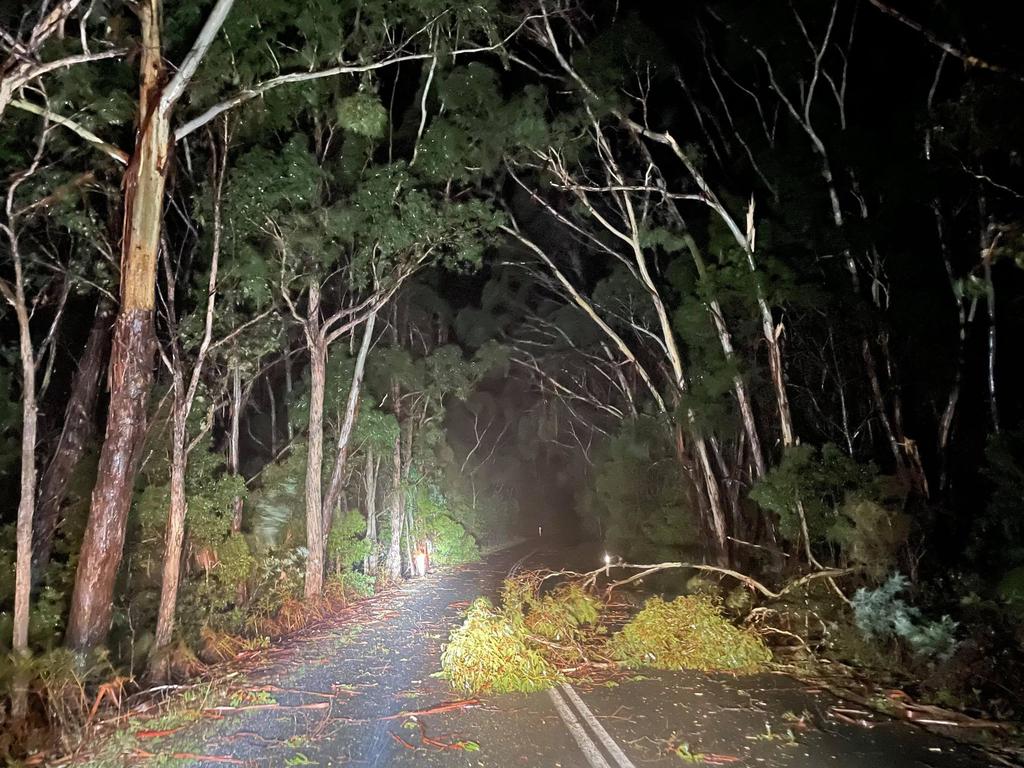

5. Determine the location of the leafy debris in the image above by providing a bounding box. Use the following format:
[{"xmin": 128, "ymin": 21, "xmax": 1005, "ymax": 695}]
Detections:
[{"xmin": 608, "ymin": 595, "xmax": 771, "ymax": 673}]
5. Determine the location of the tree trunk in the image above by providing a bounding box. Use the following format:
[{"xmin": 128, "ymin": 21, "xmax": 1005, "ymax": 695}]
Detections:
[
  {"xmin": 303, "ymin": 284, "xmax": 326, "ymax": 600},
  {"xmin": 266, "ymin": 375, "xmax": 277, "ymax": 456},
  {"xmin": 686, "ymin": 236, "xmax": 767, "ymax": 478},
  {"xmin": 10, "ymin": 252, "xmax": 38, "ymax": 719},
  {"xmin": 150, "ymin": 400, "xmax": 187, "ymax": 675},
  {"xmin": 66, "ymin": 312, "xmax": 156, "ymax": 650},
  {"xmin": 364, "ymin": 450, "xmax": 378, "ymax": 576},
  {"xmin": 322, "ymin": 310, "xmax": 377, "ymax": 533},
  {"xmin": 693, "ymin": 433, "xmax": 728, "ymax": 565},
  {"xmin": 229, "ymin": 361, "xmax": 243, "ymax": 532},
  {"xmin": 33, "ymin": 301, "xmax": 112, "ymax": 576},
  {"xmin": 935, "ymin": 203, "xmax": 970, "ymax": 492},
  {"xmin": 380, "ymin": 431, "xmax": 404, "ymax": 587},
  {"xmin": 65, "ymin": 0, "xmax": 167, "ymax": 651},
  {"xmin": 980, "ymin": 201, "xmax": 999, "ymax": 434},
  {"xmin": 284, "ymin": 346, "xmax": 295, "ymax": 443}
]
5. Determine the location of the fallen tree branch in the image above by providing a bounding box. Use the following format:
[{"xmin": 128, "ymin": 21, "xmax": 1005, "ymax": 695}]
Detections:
[{"xmin": 571, "ymin": 561, "xmax": 853, "ymax": 601}]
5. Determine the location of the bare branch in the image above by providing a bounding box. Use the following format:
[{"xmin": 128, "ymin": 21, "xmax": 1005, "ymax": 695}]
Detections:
[
  {"xmin": 160, "ymin": 0, "xmax": 236, "ymax": 114},
  {"xmin": 866, "ymin": 0, "xmax": 1024, "ymax": 82},
  {"xmin": 9, "ymin": 99, "xmax": 129, "ymax": 164}
]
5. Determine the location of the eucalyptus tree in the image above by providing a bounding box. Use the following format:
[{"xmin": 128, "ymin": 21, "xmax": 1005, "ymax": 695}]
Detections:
[
  {"xmin": 499, "ymin": 2, "xmax": 825, "ymax": 562},
  {"xmin": 0, "ymin": 0, "xmax": 540, "ymax": 651},
  {"xmin": 690, "ymin": 0, "xmax": 1023, "ymax": 499},
  {"xmin": 0, "ymin": 124, "xmax": 61, "ymax": 716}
]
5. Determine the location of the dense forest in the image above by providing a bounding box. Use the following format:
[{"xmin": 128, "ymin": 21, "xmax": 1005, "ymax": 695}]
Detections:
[{"xmin": 1, "ymin": 0, "xmax": 1023, "ymax": 757}]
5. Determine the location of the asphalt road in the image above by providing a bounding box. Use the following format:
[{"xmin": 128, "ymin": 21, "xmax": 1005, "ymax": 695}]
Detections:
[{"xmin": 138, "ymin": 542, "xmax": 996, "ymax": 767}]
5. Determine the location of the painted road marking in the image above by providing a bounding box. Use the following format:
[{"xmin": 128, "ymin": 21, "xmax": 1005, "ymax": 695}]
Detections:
[
  {"xmin": 560, "ymin": 683, "xmax": 638, "ymax": 768},
  {"xmin": 548, "ymin": 686, "xmax": 613, "ymax": 768},
  {"xmin": 550, "ymin": 683, "xmax": 637, "ymax": 768}
]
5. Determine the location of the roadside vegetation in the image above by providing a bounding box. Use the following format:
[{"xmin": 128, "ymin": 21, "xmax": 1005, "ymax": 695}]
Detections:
[{"xmin": 2, "ymin": 0, "xmax": 1024, "ymax": 762}]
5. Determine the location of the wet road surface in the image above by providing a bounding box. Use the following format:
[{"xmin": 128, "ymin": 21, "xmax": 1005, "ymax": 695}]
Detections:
[{"xmin": 139, "ymin": 543, "xmax": 995, "ymax": 767}]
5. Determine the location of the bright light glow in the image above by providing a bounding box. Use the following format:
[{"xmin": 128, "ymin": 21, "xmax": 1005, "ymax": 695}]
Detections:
[
  {"xmin": 603, "ymin": 553, "xmax": 611, "ymax": 565},
  {"xmin": 413, "ymin": 551, "xmax": 428, "ymax": 577}
]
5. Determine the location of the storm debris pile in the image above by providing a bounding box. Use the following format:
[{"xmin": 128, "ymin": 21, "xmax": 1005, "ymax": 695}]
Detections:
[
  {"xmin": 441, "ymin": 572, "xmax": 770, "ymax": 694},
  {"xmin": 440, "ymin": 597, "xmax": 563, "ymax": 694}
]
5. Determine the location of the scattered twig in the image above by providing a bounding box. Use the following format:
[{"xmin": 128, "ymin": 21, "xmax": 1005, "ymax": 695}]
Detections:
[
  {"xmin": 205, "ymin": 701, "xmax": 330, "ymax": 713},
  {"xmin": 390, "ymin": 732, "xmax": 416, "ymax": 750},
  {"xmin": 135, "ymin": 727, "xmax": 184, "ymax": 740},
  {"xmin": 132, "ymin": 748, "xmax": 244, "ymax": 764},
  {"xmin": 380, "ymin": 698, "xmax": 481, "ymax": 720}
]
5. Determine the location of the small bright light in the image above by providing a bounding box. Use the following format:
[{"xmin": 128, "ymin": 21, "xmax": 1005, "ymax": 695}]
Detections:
[{"xmin": 603, "ymin": 553, "xmax": 611, "ymax": 565}]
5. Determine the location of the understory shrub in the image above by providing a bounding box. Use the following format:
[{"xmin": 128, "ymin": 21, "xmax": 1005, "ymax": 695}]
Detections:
[
  {"xmin": 607, "ymin": 595, "xmax": 771, "ymax": 673},
  {"xmin": 998, "ymin": 566, "xmax": 1024, "ymax": 612},
  {"xmin": 852, "ymin": 574, "xmax": 958, "ymax": 661},
  {"xmin": 411, "ymin": 483, "xmax": 480, "ymax": 565}
]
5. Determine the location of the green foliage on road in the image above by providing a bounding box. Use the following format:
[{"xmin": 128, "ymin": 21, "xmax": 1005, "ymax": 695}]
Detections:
[
  {"xmin": 608, "ymin": 595, "xmax": 771, "ymax": 673},
  {"xmin": 441, "ymin": 596, "xmax": 563, "ymax": 694},
  {"xmin": 442, "ymin": 574, "xmax": 607, "ymax": 693},
  {"xmin": 442, "ymin": 573, "xmax": 769, "ymax": 693}
]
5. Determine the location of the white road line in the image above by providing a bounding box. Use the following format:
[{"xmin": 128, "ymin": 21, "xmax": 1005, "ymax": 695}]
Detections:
[
  {"xmin": 560, "ymin": 683, "xmax": 638, "ymax": 768},
  {"xmin": 548, "ymin": 686, "xmax": 612, "ymax": 768}
]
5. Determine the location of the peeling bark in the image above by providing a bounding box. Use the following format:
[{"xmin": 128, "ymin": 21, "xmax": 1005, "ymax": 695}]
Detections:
[
  {"xmin": 66, "ymin": 311, "xmax": 155, "ymax": 650},
  {"xmin": 33, "ymin": 301, "xmax": 112, "ymax": 576},
  {"xmin": 65, "ymin": 0, "xmax": 167, "ymax": 651}
]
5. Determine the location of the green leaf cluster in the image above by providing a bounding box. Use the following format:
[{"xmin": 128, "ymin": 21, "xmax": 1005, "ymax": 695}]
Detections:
[
  {"xmin": 441, "ymin": 597, "xmax": 564, "ymax": 694},
  {"xmin": 607, "ymin": 595, "xmax": 771, "ymax": 673}
]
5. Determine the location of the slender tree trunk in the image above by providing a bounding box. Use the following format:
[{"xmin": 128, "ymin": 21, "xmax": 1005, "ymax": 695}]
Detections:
[
  {"xmin": 267, "ymin": 375, "xmax": 277, "ymax": 456},
  {"xmin": 9, "ymin": 249, "xmax": 38, "ymax": 719},
  {"xmin": 404, "ymin": 505, "xmax": 415, "ymax": 576},
  {"xmin": 380, "ymin": 431, "xmax": 403, "ymax": 586},
  {"xmin": 368, "ymin": 450, "xmax": 385, "ymax": 577},
  {"xmin": 979, "ymin": 200, "xmax": 999, "ymax": 434},
  {"xmin": 33, "ymin": 301, "xmax": 112, "ymax": 575},
  {"xmin": 284, "ymin": 347, "xmax": 295, "ymax": 442},
  {"xmin": 364, "ymin": 451, "xmax": 378, "ymax": 575},
  {"xmin": 149, "ymin": 140, "xmax": 225, "ymax": 676},
  {"xmin": 693, "ymin": 434, "xmax": 727, "ymax": 565},
  {"xmin": 935, "ymin": 204, "xmax": 971, "ymax": 491},
  {"xmin": 150, "ymin": 399, "xmax": 187, "ymax": 674},
  {"xmin": 304, "ymin": 284, "xmax": 326, "ymax": 600},
  {"xmin": 229, "ymin": 360, "xmax": 243, "ymax": 532},
  {"xmin": 65, "ymin": 0, "xmax": 167, "ymax": 650},
  {"xmin": 862, "ymin": 340, "xmax": 906, "ymax": 475},
  {"xmin": 322, "ymin": 310, "xmax": 377, "ymax": 533}
]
